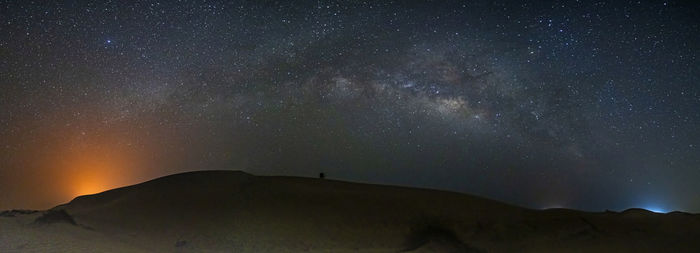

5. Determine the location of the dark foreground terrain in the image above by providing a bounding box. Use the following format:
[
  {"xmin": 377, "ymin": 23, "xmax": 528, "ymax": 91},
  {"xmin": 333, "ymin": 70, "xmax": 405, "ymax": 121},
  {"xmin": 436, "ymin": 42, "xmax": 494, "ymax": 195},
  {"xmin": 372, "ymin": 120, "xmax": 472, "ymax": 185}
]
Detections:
[{"xmin": 1, "ymin": 170, "xmax": 699, "ymax": 252}]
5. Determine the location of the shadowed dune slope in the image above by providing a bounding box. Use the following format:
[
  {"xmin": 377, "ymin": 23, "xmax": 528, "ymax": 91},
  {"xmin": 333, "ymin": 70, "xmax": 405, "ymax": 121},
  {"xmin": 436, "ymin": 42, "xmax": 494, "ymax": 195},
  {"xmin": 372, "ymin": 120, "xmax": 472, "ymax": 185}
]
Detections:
[{"xmin": 2, "ymin": 170, "xmax": 700, "ymax": 252}]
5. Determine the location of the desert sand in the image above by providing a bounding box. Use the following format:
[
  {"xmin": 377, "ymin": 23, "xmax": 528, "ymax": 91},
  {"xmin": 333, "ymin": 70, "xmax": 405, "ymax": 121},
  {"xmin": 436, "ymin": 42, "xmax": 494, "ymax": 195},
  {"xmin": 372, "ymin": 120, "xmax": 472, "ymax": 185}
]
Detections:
[{"xmin": 1, "ymin": 170, "xmax": 699, "ymax": 252}]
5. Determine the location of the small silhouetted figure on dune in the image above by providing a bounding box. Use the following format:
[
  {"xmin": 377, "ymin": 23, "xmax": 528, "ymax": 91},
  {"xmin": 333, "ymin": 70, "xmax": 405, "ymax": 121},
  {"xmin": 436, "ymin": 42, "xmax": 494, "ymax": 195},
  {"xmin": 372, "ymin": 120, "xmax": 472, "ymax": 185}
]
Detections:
[{"xmin": 319, "ymin": 172, "xmax": 325, "ymax": 179}]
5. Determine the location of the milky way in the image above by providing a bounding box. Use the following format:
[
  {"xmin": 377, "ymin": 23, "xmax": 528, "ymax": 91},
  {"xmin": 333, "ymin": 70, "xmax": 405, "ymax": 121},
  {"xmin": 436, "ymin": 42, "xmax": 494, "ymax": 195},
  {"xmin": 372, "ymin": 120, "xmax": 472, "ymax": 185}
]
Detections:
[{"xmin": 1, "ymin": 1, "xmax": 699, "ymax": 212}]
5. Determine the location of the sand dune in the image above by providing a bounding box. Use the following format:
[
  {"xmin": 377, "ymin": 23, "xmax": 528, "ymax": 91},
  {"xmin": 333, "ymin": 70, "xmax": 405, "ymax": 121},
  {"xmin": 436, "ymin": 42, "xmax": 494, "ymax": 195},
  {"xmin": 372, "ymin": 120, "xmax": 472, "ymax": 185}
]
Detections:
[{"xmin": 1, "ymin": 170, "xmax": 699, "ymax": 252}]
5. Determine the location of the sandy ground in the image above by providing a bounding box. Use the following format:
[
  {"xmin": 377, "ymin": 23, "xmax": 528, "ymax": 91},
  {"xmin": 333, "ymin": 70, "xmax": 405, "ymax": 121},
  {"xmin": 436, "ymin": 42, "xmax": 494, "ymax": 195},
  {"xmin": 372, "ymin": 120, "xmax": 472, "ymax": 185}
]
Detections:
[{"xmin": 2, "ymin": 170, "xmax": 699, "ymax": 252}]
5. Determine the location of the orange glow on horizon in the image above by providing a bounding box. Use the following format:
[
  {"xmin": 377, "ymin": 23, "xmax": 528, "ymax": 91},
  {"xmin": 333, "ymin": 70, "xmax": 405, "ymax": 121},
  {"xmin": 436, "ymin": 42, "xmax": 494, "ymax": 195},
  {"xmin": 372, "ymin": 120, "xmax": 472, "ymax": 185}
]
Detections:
[
  {"xmin": 63, "ymin": 150, "xmax": 140, "ymax": 199},
  {"xmin": 72, "ymin": 171, "xmax": 111, "ymax": 197},
  {"xmin": 54, "ymin": 136, "xmax": 147, "ymax": 201},
  {"xmin": 0, "ymin": 113, "xmax": 159, "ymax": 210}
]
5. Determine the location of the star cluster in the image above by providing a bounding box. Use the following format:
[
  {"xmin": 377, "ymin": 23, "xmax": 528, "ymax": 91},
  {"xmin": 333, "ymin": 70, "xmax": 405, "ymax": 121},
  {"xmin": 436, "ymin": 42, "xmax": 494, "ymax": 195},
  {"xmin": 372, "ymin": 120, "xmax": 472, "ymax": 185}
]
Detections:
[{"xmin": 1, "ymin": 0, "xmax": 698, "ymax": 212}]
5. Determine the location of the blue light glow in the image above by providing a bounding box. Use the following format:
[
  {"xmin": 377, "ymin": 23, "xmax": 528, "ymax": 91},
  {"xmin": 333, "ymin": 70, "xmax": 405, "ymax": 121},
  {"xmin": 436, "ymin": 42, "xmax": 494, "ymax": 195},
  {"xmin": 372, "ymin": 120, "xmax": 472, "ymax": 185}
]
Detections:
[{"xmin": 643, "ymin": 206, "xmax": 667, "ymax": 213}]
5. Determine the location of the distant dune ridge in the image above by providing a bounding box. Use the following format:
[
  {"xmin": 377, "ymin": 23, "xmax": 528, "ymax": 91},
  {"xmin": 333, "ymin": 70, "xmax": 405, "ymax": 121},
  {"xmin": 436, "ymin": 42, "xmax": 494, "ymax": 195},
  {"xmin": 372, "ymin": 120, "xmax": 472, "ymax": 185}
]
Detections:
[{"xmin": 1, "ymin": 170, "xmax": 699, "ymax": 252}]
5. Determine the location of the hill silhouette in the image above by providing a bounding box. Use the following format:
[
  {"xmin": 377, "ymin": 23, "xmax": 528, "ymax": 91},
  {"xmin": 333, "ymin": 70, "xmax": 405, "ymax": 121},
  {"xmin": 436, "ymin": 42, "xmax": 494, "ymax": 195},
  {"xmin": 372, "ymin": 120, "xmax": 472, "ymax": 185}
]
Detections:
[{"xmin": 2, "ymin": 170, "xmax": 699, "ymax": 252}]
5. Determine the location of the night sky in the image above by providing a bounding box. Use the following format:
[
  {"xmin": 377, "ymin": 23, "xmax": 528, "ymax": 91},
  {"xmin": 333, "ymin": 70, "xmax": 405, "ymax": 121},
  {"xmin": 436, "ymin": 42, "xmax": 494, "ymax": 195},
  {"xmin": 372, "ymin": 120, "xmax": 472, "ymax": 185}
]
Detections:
[{"xmin": 1, "ymin": 0, "xmax": 698, "ymax": 213}]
